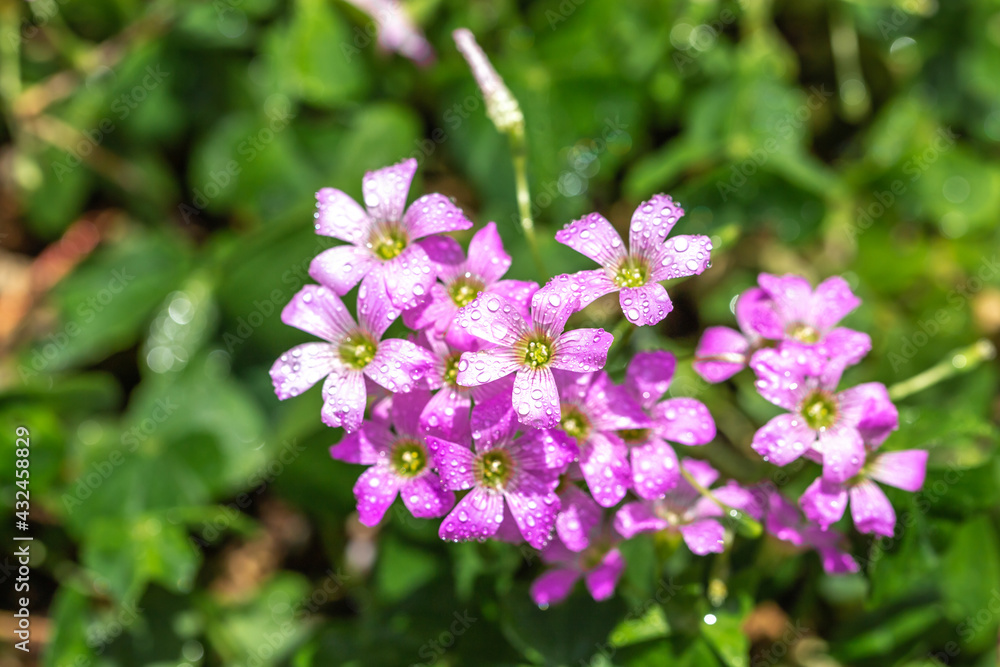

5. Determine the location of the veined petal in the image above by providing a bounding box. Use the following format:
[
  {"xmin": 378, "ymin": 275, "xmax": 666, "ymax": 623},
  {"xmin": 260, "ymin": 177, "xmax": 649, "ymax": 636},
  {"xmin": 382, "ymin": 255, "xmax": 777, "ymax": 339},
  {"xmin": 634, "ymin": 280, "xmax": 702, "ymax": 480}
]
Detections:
[
  {"xmin": 849, "ymin": 479, "xmax": 896, "ymax": 537},
  {"xmin": 556, "ymin": 486, "xmax": 602, "ymax": 552},
  {"xmin": 565, "ymin": 269, "xmax": 619, "ymax": 309},
  {"xmin": 653, "ymin": 398, "xmax": 716, "ymax": 446},
  {"xmin": 401, "ymin": 474, "xmax": 455, "ymax": 519},
  {"xmin": 403, "ymin": 283, "xmax": 455, "ymax": 334},
  {"xmin": 456, "ymin": 348, "xmax": 520, "ymax": 388},
  {"xmin": 505, "ymin": 473, "xmax": 561, "ymax": 549},
  {"xmin": 309, "ymin": 245, "xmax": 375, "ymax": 295},
  {"xmin": 419, "ymin": 386, "xmax": 472, "ymax": 443},
  {"xmin": 439, "ymin": 487, "xmax": 505, "ymax": 542},
  {"xmin": 868, "ymin": 450, "xmax": 928, "ymax": 492},
  {"xmin": 354, "ymin": 466, "xmax": 403, "ymax": 526},
  {"xmin": 365, "ymin": 338, "xmax": 434, "ymax": 394},
  {"xmin": 629, "ymin": 194, "xmax": 685, "ymax": 255},
  {"xmin": 624, "ymin": 350, "xmax": 676, "ymax": 409},
  {"xmin": 512, "ymin": 367, "xmax": 561, "ymax": 428},
  {"xmin": 679, "ymin": 519, "xmax": 726, "ymax": 555},
  {"xmin": 469, "ymin": 391, "xmax": 518, "ymax": 451},
  {"xmin": 800, "ymin": 477, "xmax": 848, "ymax": 530},
  {"xmin": 630, "ymin": 437, "xmax": 680, "ymax": 500},
  {"xmin": 751, "ymin": 413, "xmax": 816, "ymax": 466},
  {"xmin": 320, "ymin": 368, "xmax": 367, "ymax": 432},
  {"xmin": 649, "ymin": 234, "xmax": 713, "ymax": 282},
  {"xmin": 509, "ymin": 428, "xmax": 578, "ymax": 475},
  {"xmin": 362, "ymin": 158, "xmax": 417, "ymax": 223},
  {"xmin": 619, "ymin": 283, "xmax": 673, "ymax": 326},
  {"xmin": 530, "ymin": 568, "xmax": 580, "ymax": 607},
  {"xmin": 282, "ymin": 285, "xmax": 356, "ymax": 343},
  {"xmin": 425, "ymin": 436, "xmax": 477, "ymax": 490},
  {"xmin": 551, "ymin": 328, "xmax": 613, "ymax": 373},
  {"xmin": 270, "ymin": 343, "xmax": 339, "ymax": 400},
  {"xmin": 466, "ymin": 221, "xmax": 512, "ymax": 283},
  {"xmin": 314, "ymin": 188, "xmax": 370, "ymax": 243},
  {"xmin": 403, "ymin": 193, "xmax": 474, "ymax": 239},
  {"xmin": 382, "ymin": 243, "xmax": 437, "ymax": 311},
  {"xmin": 488, "ymin": 280, "xmax": 538, "ymax": 323},
  {"xmin": 329, "ymin": 421, "xmax": 390, "ymax": 464},
  {"xmin": 613, "ymin": 501, "xmax": 669, "ymax": 539},
  {"xmin": 531, "ymin": 284, "xmax": 579, "ymax": 338},
  {"xmin": 389, "ymin": 388, "xmax": 432, "ymax": 437},
  {"xmin": 693, "ymin": 326, "xmax": 748, "ymax": 384},
  {"xmin": 455, "ymin": 292, "xmax": 530, "ymax": 347},
  {"xmin": 811, "ymin": 276, "xmax": 861, "ymax": 331},
  {"xmin": 584, "ymin": 373, "xmax": 650, "ymax": 432},
  {"xmin": 819, "ymin": 425, "xmax": 866, "ymax": 483},
  {"xmin": 415, "ymin": 234, "xmax": 465, "ymax": 268},
  {"xmin": 356, "ymin": 274, "xmax": 401, "ymax": 339},
  {"xmin": 584, "ymin": 549, "xmax": 624, "ymax": 601},
  {"xmin": 749, "ymin": 345, "xmax": 820, "ymax": 410},
  {"xmin": 555, "ymin": 212, "xmax": 627, "ymax": 269},
  {"xmin": 579, "ymin": 432, "xmax": 631, "ymax": 507}
]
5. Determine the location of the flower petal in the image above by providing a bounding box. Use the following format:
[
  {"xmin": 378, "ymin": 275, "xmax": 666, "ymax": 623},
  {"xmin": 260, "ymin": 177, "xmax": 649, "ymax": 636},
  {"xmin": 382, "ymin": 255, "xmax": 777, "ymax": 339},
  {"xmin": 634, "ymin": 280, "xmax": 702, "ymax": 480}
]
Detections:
[
  {"xmin": 488, "ymin": 280, "xmax": 538, "ymax": 322},
  {"xmin": 320, "ymin": 368, "xmax": 367, "ymax": 432},
  {"xmin": 583, "ymin": 373, "xmax": 651, "ymax": 432},
  {"xmin": 679, "ymin": 519, "xmax": 726, "ymax": 555},
  {"xmin": 838, "ymin": 382, "xmax": 898, "ymax": 446},
  {"xmin": 799, "ymin": 477, "xmax": 848, "ymax": 531},
  {"xmin": 513, "ymin": 367, "xmax": 561, "ymax": 428},
  {"xmin": 456, "ymin": 348, "xmax": 520, "ymax": 388},
  {"xmin": 868, "ymin": 450, "xmax": 928, "ymax": 492},
  {"xmin": 613, "ymin": 501, "xmax": 669, "ymax": 539},
  {"xmin": 365, "ymin": 338, "xmax": 434, "ymax": 394},
  {"xmin": 466, "ymin": 221, "xmax": 512, "ymax": 283},
  {"xmin": 270, "ymin": 343, "xmax": 339, "ymax": 400},
  {"xmin": 811, "ymin": 276, "xmax": 861, "ymax": 331},
  {"xmin": 619, "ymin": 282, "xmax": 673, "ymax": 326},
  {"xmin": 563, "ymin": 269, "xmax": 619, "ymax": 309},
  {"xmin": 849, "ymin": 479, "xmax": 896, "ymax": 537},
  {"xmin": 401, "ymin": 474, "xmax": 455, "ymax": 519},
  {"xmin": 749, "ymin": 345, "xmax": 821, "ymax": 410},
  {"xmin": 469, "ymin": 391, "xmax": 518, "ymax": 451},
  {"xmin": 356, "ymin": 274, "xmax": 401, "ymax": 339},
  {"xmin": 419, "ymin": 386, "xmax": 472, "ymax": 442},
  {"xmin": 819, "ymin": 425, "xmax": 866, "ymax": 484},
  {"xmin": 630, "ymin": 437, "xmax": 680, "ymax": 500},
  {"xmin": 629, "ymin": 194, "xmax": 685, "ymax": 255},
  {"xmin": 530, "ymin": 568, "xmax": 580, "ymax": 607},
  {"xmin": 389, "ymin": 388, "xmax": 432, "ymax": 437},
  {"xmin": 354, "ymin": 466, "xmax": 403, "ymax": 526},
  {"xmin": 579, "ymin": 432, "xmax": 631, "ymax": 507},
  {"xmin": 763, "ymin": 490, "xmax": 806, "ymax": 545},
  {"xmin": 649, "ymin": 234, "xmax": 713, "ymax": 282},
  {"xmin": 403, "ymin": 283, "xmax": 455, "ymax": 334},
  {"xmin": 362, "ymin": 158, "xmax": 417, "ymax": 223},
  {"xmin": 757, "ymin": 273, "xmax": 813, "ymax": 325},
  {"xmin": 555, "ymin": 212, "xmax": 627, "ymax": 269},
  {"xmin": 556, "ymin": 486, "xmax": 602, "ymax": 552},
  {"xmin": 314, "ymin": 188, "xmax": 370, "ymax": 243},
  {"xmin": 425, "ymin": 436, "xmax": 477, "ymax": 490},
  {"xmin": 381, "ymin": 244, "xmax": 437, "ymax": 311},
  {"xmin": 455, "ymin": 292, "xmax": 530, "ymax": 347},
  {"xmin": 439, "ymin": 487, "xmax": 505, "ymax": 542},
  {"xmin": 818, "ymin": 328, "xmax": 871, "ymax": 366},
  {"xmin": 505, "ymin": 473, "xmax": 561, "ymax": 549},
  {"xmin": 653, "ymin": 398, "xmax": 716, "ymax": 446},
  {"xmin": 509, "ymin": 428, "xmax": 578, "ymax": 475},
  {"xmin": 402, "ymin": 193, "xmax": 474, "ymax": 239},
  {"xmin": 329, "ymin": 421, "xmax": 390, "ymax": 464},
  {"xmin": 735, "ymin": 287, "xmax": 783, "ymax": 339},
  {"xmin": 550, "ymin": 328, "xmax": 613, "ymax": 373},
  {"xmin": 624, "ymin": 350, "xmax": 677, "ymax": 410},
  {"xmin": 282, "ymin": 285, "xmax": 356, "ymax": 343},
  {"xmin": 308, "ymin": 245, "xmax": 375, "ymax": 295},
  {"xmin": 693, "ymin": 326, "xmax": 748, "ymax": 384},
  {"xmin": 584, "ymin": 549, "xmax": 624, "ymax": 601},
  {"xmin": 531, "ymin": 285, "xmax": 579, "ymax": 338},
  {"xmin": 751, "ymin": 413, "xmax": 816, "ymax": 467}
]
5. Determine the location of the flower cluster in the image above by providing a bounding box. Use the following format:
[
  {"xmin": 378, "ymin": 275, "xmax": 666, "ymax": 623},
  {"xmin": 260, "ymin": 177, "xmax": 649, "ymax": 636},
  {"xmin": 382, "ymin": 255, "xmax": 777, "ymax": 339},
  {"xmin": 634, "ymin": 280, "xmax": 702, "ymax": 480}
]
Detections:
[{"xmin": 271, "ymin": 158, "xmax": 926, "ymax": 607}]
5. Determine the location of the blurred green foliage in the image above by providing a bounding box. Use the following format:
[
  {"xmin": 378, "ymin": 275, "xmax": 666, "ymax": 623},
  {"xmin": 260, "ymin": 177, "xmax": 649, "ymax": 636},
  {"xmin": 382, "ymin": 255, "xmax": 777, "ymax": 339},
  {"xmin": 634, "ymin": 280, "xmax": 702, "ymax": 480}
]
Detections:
[{"xmin": 1, "ymin": 0, "xmax": 999, "ymax": 665}]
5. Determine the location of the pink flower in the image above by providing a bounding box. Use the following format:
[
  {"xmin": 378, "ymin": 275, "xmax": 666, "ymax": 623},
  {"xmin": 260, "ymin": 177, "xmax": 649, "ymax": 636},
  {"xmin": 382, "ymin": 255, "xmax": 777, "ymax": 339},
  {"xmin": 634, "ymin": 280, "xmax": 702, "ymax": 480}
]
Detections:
[
  {"xmin": 309, "ymin": 158, "xmax": 472, "ymax": 310},
  {"xmin": 269, "ymin": 283, "xmax": 434, "ymax": 432},
  {"xmin": 620, "ymin": 351, "xmax": 716, "ymax": 499},
  {"xmin": 426, "ymin": 394, "xmax": 577, "ymax": 548},
  {"xmin": 614, "ymin": 460, "xmax": 760, "ymax": 555},
  {"xmin": 749, "ymin": 344, "xmax": 898, "ymax": 483},
  {"xmin": 553, "ymin": 194, "xmax": 712, "ymax": 325},
  {"xmin": 453, "ymin": 288, "xmax": 613, "ymax": 429},
  {"xmin": 330, "ymin": 391, "xmax": 454, "ymax": 526},
  {"xmin": 530, "ymin": 488, "xmax": 623, "ymax": 607},
  {"xmin": 694, "ymin": 274, "xmax": 871, "ymax": 383},
  {"xmin": 343, "ymin": 0, "xmax": 435, "ymax": 66},
  {"xmin": 404, "ymin": 221, "xmax": 538, "ymax": 348},
  {"xmin": 761, "ymin": 488, "xmax": 859, "ymax": 574}
]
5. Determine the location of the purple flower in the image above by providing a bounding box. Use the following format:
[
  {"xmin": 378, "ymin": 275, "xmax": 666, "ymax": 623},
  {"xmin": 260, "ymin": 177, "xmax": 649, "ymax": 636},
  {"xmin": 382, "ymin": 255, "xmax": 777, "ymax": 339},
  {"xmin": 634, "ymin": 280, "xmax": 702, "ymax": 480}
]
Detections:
[
  {"xmin": 761, "ymin": 488, "xmax": 859, "ymax": 574},
  {"xmin": 309, "ymin": 158, "xmax": 472, "ymax": 310},
  {"xmin": 553, "ymin": 195, "xmax": 712, "ymax": 325},
  {"xmin": 749, "ymin": 344, "xmax": 898, "ymax": 483},
  {"xmin": 404, "ymin": 222, "xmax": 538, "ymax": 348},
  {"xmin": 330, "ymin": 391, "xmax": 455, "ymax": 526},
  {"xmin": 620, "ymin": 350, "xmax": 716, "ymax": 499},
  {"xmin": 426, "ymin": 394, "xmax": 576, "ymax": 548},
  {"xmin": 453, "ymin": 288, "xmax": 614, "ymax": 429},
  {"xmin": 614, "ymin": 460, "xmax": 760, "ymax": 555},
  {"xmin": 800, "ymin": 449, "xmax": 927, "ymax": 537},
  {"xmin": 554, "ymin": 371, "xmax": 650, "ymax": 508},
  {"xmin": 694, "ymin": 274, "xmax": 871, "ymax": 383},
  {"xmin": 343, "ymin": 0, "xmax": 435, "ymax": 66},
  {"xmin": 530, "ymin": 488, "xmax": 623, "ymax": 607},
  {"xmin": 269, "ymin": 283, "xmax": 434, "ymax": 432}
]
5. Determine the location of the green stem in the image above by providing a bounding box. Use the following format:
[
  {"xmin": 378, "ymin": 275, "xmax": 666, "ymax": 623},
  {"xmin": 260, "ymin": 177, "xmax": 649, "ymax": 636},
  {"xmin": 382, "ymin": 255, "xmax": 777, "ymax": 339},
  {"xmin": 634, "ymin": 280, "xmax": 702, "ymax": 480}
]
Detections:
[
  {"xmin": 507, "ymin": 122, "xmax": 546, "ymax": 281},
  {"xmin": 605, "ymin": 317, "xmax": 634, "ymax": 362},
  {"xmin": 679, "ymin": 465, "xmax": 762, "ymax": 539},
  {"xmin": 888, "ymin": 339, "xmax": 996, "ymax": 401}
]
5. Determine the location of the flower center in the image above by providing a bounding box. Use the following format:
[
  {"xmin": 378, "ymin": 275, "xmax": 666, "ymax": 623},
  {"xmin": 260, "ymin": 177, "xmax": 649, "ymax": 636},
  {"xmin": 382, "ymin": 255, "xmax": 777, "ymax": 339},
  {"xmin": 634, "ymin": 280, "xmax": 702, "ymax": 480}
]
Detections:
[
  {"xmin": 559, "ymin": 405, "xmax": 591, "ymax": 442},
  {"xmin": 390, "ymin": 439, "xmax": 427, "ymax": 477},
  {"xmin": 476, "ymin": 449, "xmax": 514, "ymax": 489},
  {"xmin": 338, "ymin": 332, "xmax": 377, "ymax": 370},
  {"xmin": 519, "ymin": 334, "xmax": 554, "ymax": 369},
  {"xmin": 442, "ymin": 353, "xmax": 462, "ymax": 387},
  {"xmin": 448, "ymin": 273, "xmax": 485, "ymax": 307},
  {"xmin": 613, "ymin": 256, "xmax": 649, "ymax": 288},
  {"xmin": 368, "ymin": 224, "xmax": 408, "ymax": 261},
  {"xmin": 787, "ymin": 322, "xmax": 820, "ymax": 344},
  {"xmin": 618, "ymin": 428, "xmax": 651, "ymax": 445},
  {"xmin": 801, "ymin": 391, "xmax": 838, "ymax": 430}
]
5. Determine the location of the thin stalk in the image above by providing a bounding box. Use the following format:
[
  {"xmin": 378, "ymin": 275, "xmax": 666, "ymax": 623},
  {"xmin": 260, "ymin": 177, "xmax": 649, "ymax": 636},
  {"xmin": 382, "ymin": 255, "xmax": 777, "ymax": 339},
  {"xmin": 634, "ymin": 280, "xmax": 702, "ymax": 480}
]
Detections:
[
  {"xmin": 679, "ymin": 465, "xmax": 762, "ymax": 539},
  {"xmin": 888, "ymin": 339, "xmax": 996, "ymax": 401},
  {"xmin": 508, "ymin": 122, "xmax": 546, "ymax": 280}
]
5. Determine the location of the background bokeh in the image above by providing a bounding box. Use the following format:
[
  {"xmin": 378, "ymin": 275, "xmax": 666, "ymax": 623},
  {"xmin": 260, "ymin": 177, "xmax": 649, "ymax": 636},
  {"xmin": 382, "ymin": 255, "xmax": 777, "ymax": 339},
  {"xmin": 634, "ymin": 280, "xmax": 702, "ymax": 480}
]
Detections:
[{"xmin": 1, "ymin": 0, "xmax": 999, "ymax": 665}]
